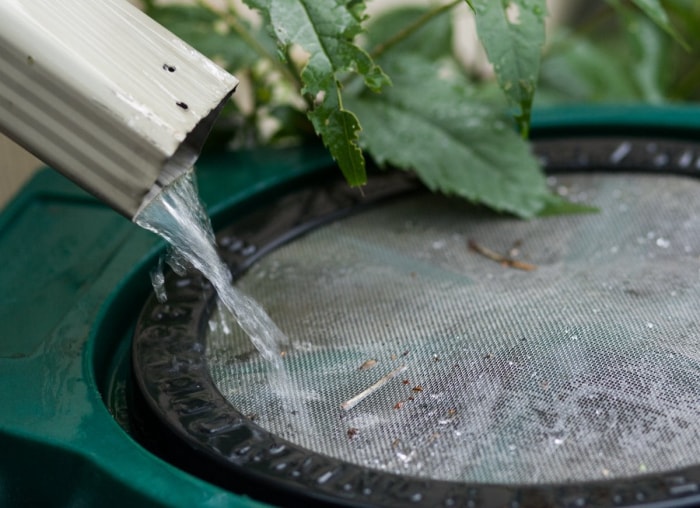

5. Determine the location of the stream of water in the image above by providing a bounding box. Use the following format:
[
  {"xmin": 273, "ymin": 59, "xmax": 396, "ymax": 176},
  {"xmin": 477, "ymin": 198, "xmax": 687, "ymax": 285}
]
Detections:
[{"xmin": 134, "ymin": 170, "xmax": 288, "ymax": 369}]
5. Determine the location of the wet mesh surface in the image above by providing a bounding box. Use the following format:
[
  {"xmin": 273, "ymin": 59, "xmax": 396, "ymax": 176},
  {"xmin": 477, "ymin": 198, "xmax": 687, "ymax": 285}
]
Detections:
[{"xmin": 206, "ymin": 174, "xmax": 700, "ymax": 484}]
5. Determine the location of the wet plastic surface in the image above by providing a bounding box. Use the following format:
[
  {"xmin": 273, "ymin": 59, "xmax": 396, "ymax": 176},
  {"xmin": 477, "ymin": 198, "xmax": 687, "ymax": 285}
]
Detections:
[{"xmin": 0, "ymin": 144, "xmax": 330, "ymax": 508}]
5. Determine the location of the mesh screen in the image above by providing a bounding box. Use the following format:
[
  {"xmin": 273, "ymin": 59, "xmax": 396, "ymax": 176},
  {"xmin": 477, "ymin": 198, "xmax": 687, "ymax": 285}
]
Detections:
[{"xmin": 206, "ymin": 173, "xmax": 700, "ymax": 485}]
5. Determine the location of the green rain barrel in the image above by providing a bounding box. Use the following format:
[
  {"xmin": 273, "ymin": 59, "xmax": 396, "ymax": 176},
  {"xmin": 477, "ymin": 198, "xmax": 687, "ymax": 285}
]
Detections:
[{"xmin": 3, "ymin": 105, "xmax": 700, "ymax": 508}]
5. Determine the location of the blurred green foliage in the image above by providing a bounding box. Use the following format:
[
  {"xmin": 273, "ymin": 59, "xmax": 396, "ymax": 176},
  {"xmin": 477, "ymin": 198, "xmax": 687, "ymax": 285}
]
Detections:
[{"xmin": 142, "ymin": 0, "xmax": 697, "ymax": 216}]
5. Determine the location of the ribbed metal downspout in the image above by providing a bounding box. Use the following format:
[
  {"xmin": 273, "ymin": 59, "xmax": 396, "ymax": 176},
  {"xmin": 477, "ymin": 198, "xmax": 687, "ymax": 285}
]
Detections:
[{"xmin": 0, "ymin": 0, "xmax": 238, "ymax": 218}]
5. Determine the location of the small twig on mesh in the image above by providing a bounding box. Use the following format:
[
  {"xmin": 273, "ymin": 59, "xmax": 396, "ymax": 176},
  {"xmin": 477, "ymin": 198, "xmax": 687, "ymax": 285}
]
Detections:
[
  {"xmin": 341, "ymin": 365, "xmax": 408, "ymax": 411},
  {"xmin": 468, "ymin": 239, "xmax": 537, "ymax": 271}
]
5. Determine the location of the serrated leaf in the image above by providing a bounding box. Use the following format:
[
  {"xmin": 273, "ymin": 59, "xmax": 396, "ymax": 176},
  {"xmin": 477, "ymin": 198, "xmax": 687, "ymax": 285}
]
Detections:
[
  {"xmin": 466, "ymin": 0, "xmax": 547, "ymax": 137},
  {"xmin": 243, "ymin": 0, "xmax": 390, "ymax": 185},
  {"xmin": 346, "ymin": 55, "xmax": 552, "ymax": 218},
  {"xmin": 308, "ymin": 90, "xmax": 366, "ymax": 185}
]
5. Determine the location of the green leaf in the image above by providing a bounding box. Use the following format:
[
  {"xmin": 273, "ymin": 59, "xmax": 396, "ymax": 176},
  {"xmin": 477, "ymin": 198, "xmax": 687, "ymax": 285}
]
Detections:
[
  {"xmin": 662, "ymin": 0, "xmax": 700, "ymax": 99},
  {"xmin": 537, "ymin": 30, "xmax": 645, "ymax": 104},
  {"xmin": 626, "ymin": 0, "xmax": 689, "ymax": 49},
  {"xmin": 628, "ymin": 16, "xmax": 668, "ymax": 103},
  {"xmin": 538, "ymin": 6, "xmax": 670, "ymax": 105},
  {"xmin": 365, "ymin": 6, "xmax": 454, "ymax": 60},
  {"xmin": 142, "ymin": 4, "xmax": 261, "ymax": 70},
  {"xmin": 608, "ymin": 2, "xmax": 672, "ymax": 102},
  {"xmin": 308, "ymin": 89, "xmax": 366, "ymax": 185},
  {"xmin": 243, "ymin": 0, "xmax": 390, "ymax": 186},
  {"xmin": 346, "ymin": 55, "xmax": 553, "ymax": 218},
  {"xmin": 465, "ymin": 0, "xmax": 547, "ymax": 137},
  {"xmin": 536, "ymin": 194, "xmax": 599, "ymax": 217}
]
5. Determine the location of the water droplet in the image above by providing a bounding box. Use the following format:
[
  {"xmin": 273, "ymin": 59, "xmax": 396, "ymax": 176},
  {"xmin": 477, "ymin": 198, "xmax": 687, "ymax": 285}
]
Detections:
[
  {"xmin": 397, "ymin": 450, "xmax": 413, "ymax": 463},
  {"xmin": 678, "ymin": 150, "xmax": 693, "ymax": 168},
  {"xmin": 242, "ymin": 244, "xmax": 257, "ymax": 256},
  {"xmin": 465, "ymin": 118, "xmax": 482, "ymax": 128},
  {"xmin": 656, "ymin": 238, "xmax": 670, "ymax": 248},
  {"xmin": 227, "ymin": 238, "xmax": 244, "ymax": 252},
  {"xmin": 175, "ymin": 278, "xmax": 191, "ymax": 287},
  {"xmin": 317, "ymin": 471, "xmax": 334, "ymax": 484},
  {"xmin": 610, "ymin": 142, "xmax": 632, "ymax": 164},
  {"xmin": 150, "ymin": 262, "xmax": 167, "ymax": 303},
  {"xmin": 505, "ymin": 2, "xmax": 521, "ymax": 24},
  {"xmin": 653, "ymin": 153, "xmax": 669, "ymax": 167}
]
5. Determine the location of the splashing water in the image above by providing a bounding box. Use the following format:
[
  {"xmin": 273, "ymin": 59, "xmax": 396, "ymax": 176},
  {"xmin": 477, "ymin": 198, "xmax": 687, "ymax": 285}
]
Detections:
[{"xmin": 135, "ymin": 170, "xmax": 288, "ymax": 369}]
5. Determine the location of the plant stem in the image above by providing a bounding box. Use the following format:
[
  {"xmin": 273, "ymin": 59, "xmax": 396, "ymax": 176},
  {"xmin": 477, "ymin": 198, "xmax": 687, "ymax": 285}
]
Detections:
[{"xmin": 370, "ymin": 0, "xmax": 462, "ymax": 60}]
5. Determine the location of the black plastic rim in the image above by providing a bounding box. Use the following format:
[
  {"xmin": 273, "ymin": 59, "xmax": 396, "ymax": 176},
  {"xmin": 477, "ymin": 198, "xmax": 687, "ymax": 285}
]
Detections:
[{"xmin": 132, "ymin": 135, "xmax": 700, "ymax": 508}]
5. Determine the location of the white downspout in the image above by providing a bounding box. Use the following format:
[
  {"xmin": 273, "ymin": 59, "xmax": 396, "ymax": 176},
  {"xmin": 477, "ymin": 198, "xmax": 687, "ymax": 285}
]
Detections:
[{"xmin": 0, "ymin": 0, "xmax": 239, "ymax": 218}]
